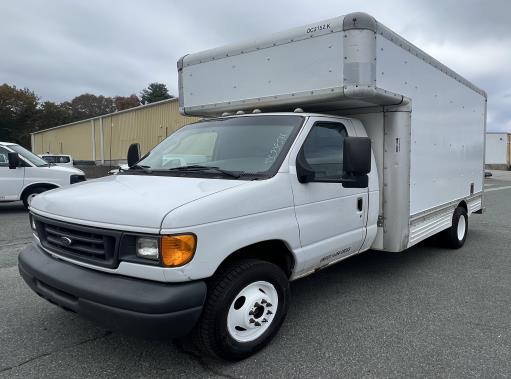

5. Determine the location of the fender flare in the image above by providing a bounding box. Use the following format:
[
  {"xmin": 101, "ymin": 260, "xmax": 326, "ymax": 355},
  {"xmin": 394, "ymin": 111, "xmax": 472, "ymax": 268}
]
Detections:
[{"xmin": 20, "ymin": 182, "xmax": 60, "ymax": 200}]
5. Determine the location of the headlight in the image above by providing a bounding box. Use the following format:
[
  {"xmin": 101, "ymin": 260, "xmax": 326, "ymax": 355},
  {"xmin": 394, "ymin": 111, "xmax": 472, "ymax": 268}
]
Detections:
[
  {"xmin": 136, "ymin": 237, "xmax": 159, "ymax": 260},
  {"xmin": 161, "ymin": 234, "xmax": 196, "ymax": 267},
  {"xmin": 70, "ymin": 174, "xmax": 86, "ymax": 184}
]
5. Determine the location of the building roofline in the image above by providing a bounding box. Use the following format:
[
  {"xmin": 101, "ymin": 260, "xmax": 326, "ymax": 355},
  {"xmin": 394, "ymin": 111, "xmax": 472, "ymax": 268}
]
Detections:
[{"xmin": 31, "ymin": 97, "xmax": 178, "ymax": 135}]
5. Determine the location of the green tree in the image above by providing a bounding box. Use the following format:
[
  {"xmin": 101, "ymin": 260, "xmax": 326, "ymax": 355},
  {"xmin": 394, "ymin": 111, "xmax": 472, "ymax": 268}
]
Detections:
[
  {"xmin": 33, "ymin": 101, "xmax": 73, "ymax": 132},
  {"xmin": 140, "ymin": 82, "xmax": 172, "ymax": 104},
  {"xmin": 0, "ymin": 84, "xmax": 38, "ymax": 146},
  {"xmin": 70, "ymin": 93, "xmax": 115, "ymax": 120},
  {"xmin": 114, "ymin": 94, "xmax": 140, "ymax": 111}
]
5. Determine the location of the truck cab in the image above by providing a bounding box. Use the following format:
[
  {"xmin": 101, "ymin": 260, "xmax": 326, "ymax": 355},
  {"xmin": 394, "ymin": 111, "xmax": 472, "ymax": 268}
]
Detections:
[
  {"xmin": 0, "ymin": 142, "xmax": 86, "ymax": 208},
  {"xmin": 19, "ymin": 112, "xmax": 376, "ymax": 358}
]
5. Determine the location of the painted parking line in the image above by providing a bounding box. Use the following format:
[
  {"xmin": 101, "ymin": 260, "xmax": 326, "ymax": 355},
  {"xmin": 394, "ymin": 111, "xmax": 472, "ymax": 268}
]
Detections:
[{"xmin": 485, "ymin": 185, "xmax": 511, "ymax": 192}]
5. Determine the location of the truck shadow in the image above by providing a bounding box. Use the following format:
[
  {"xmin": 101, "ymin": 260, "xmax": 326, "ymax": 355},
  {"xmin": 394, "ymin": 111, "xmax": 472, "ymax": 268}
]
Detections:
[
  {"xmin": 288, "ymin": 236, "xmax": 460, "ymax": 300},
  {"xmin": 0, "ymin": 201, "xmax": 26, "ymax": 214}
]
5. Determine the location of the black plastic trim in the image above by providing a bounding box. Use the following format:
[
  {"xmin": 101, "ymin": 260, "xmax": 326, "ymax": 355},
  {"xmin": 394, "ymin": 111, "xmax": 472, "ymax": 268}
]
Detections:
[
  {"xmin": 19, "ymin": 244, "xmax": 206, "ymax": 338},
  {"xmin": 70, "ymin": 174, "xmax": 86, "ymax": 184},
  {"xmin": 32, "ymin": 213, "xmax": 121, "ymax": 269}
]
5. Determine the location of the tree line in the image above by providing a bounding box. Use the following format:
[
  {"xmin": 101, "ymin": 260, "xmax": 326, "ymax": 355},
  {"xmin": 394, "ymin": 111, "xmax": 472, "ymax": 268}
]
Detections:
[{"xmin": 0, "ymin": 82, "xmax": 173, "ymax": 147}]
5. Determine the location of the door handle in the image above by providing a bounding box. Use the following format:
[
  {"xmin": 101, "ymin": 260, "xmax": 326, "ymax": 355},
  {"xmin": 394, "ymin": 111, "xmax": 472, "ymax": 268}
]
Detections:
[{"xmin": 357, "ymin": 197, "xmax": 363, "ymax": 212}]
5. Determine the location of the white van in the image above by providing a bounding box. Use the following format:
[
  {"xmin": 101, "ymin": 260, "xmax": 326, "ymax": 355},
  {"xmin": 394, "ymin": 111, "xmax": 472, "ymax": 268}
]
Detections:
[
  {"xmin": 0, "ymin": 142, "xmax": 86, "ymax": 208},
  {"xmin": 18, "ymin": 12, "xmax": 486, "ymax": 360}
]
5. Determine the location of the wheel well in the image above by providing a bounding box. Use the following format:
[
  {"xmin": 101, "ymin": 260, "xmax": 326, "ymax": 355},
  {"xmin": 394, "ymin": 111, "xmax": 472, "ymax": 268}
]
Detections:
[
  {"xmin": 21, "ymin": 183, "xmax": 58, "ymax": 200},
  {"xmin": 457, "ymin": 200, "xmax": 468, "ymax": 213},
  {"xmin": 217, "ymin": 240, "xmax": 295, "ymax": 278}
]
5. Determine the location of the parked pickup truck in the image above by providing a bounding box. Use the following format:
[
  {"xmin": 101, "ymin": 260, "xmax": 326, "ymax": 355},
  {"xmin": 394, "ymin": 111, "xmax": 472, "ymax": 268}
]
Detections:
[
  {"xmin": 18, "ymin": 12, "xmax": 486, "ymax": 360},
  {"xmin": 0, "ymin": 142, "xmax": 85, "ymax": 208}
]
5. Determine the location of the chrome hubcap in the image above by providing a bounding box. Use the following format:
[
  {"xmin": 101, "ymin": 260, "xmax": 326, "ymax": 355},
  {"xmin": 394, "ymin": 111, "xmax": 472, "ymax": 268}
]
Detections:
[
  {"xmin": 227, "ymin": 281, "xmax": 278, "ymax": 343},
  {"xmin": 457, "ymin": 215, "xmax": 466, "ymax": 241}
]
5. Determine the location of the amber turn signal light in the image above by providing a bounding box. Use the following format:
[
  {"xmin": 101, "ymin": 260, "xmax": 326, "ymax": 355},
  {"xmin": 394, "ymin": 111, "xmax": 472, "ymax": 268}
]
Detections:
[{"xmin": 161, "ymin": 234, "xmax": 196, "ymax": 267}]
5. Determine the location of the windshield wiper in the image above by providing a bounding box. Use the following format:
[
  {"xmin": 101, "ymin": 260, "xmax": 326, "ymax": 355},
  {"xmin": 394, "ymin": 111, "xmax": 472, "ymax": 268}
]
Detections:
[
  {"xmin": 165, "ymin": 165, "xmax": 243, "ymax": 179},
  {"xmin": 128, "ymin": 164, "xmax": 152, "ymax": 173}
]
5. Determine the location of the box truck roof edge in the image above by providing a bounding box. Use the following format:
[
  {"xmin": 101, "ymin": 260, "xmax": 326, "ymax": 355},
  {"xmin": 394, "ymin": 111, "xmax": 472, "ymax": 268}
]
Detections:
[{"xmin": 177, "ymin": 11, "xmax": 486, "ymax": 117}]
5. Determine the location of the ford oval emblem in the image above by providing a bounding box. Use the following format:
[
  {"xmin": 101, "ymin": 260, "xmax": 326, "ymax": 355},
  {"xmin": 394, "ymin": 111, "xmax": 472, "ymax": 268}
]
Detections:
[{"xmin": 60, "ymin": 236, "xmax": 72, "ymax": 246}]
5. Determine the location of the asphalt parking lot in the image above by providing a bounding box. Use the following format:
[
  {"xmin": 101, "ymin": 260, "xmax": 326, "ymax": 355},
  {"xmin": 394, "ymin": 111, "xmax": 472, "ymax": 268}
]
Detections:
[{"xmin": 1, "ymin": 173, "xmax": 511, "ymax": 378}]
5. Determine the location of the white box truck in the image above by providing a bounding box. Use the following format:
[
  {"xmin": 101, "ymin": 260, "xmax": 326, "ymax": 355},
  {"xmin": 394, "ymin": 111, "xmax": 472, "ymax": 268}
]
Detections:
[{"xmin": 19, "ymin": 12, "xmax": 486, "ymax": 360}]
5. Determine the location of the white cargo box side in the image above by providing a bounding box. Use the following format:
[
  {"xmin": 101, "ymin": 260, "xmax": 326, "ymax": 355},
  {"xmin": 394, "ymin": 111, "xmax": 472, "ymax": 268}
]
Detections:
[{"xmin": 178, "ymin": 12, "xmax": 486, "ymax": 252}]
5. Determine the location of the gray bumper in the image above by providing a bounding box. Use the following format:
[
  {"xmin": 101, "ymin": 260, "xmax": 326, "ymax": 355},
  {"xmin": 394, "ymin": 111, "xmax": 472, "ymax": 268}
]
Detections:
[{"xmin": 18, "ymin": 244, "xmax": 206, "ymax": 339}]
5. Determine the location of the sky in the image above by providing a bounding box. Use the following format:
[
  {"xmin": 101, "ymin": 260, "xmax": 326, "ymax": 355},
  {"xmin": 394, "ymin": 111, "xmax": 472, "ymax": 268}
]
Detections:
[{"xmin": 1, "ymin": 0, "xmax": 509, "ymax": 132}]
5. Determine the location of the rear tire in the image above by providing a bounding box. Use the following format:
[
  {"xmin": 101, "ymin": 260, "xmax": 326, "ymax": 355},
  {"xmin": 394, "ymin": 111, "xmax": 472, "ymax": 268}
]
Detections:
[
  {"xmin": 22, "ymin": 187, "xmax": 47, "ymax": 209},
  {"xmin": 442, "ymin": 206, "xmax": 468, "ymax": 249},
  {"xmin": 193, "ymin": 259, "xmax": 289, "ymax": 361}
]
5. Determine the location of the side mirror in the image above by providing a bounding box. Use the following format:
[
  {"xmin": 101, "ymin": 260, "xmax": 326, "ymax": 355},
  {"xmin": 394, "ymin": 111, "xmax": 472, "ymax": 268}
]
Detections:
[
  {"xmin": 8, "ymin": 152, "xmax": 20, "ymax": 170},
  {"xmin": 343, "ymin": 137, "xmax": 371, "ymax": 175},
  {"xmin": 341, "ymin": 137, "xmax": 371, "ymax": 188},
  {"xmin": 296, "ymin": 150, "xmax": 315, "ymax": 183},
  {"xmin": 127, "ymin": 143, "xmax": 140, "ymax": 167}
]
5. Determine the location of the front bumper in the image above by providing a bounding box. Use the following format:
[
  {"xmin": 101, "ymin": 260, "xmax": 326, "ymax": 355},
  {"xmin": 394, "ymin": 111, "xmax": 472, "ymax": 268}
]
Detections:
[{"xmin": 18, "ymin": 244, "xmax": 207, "ymax": 339}]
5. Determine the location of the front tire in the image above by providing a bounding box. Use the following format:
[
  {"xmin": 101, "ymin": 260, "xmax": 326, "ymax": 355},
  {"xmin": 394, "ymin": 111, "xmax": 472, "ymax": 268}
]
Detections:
[
  {"xmin": 194, "ymin": 259, "xmax": 289, "ymax": 361},
  {"xmin": 22, "ymin": 187, "xmax": 47, "ymax": 209},
  {"xmin": 442, "ymin": 206, "xmax": 468, "ymax": 249}
]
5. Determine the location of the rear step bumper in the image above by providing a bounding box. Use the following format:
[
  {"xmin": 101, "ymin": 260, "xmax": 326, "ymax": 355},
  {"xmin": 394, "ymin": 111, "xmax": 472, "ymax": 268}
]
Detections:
[{"xmin": 18, "ymin": 244, "xmax": 206, "ymax": 339}]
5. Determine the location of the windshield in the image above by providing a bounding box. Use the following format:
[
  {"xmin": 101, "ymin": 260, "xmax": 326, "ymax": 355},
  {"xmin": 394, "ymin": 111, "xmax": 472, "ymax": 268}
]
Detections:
[
  {"xmin": 137, "ymin": 115, "xmax": 304, "ymax": 179},
  {"xmin": 9, "ymin": 144, "xmax": 48, "ymax": 167}
]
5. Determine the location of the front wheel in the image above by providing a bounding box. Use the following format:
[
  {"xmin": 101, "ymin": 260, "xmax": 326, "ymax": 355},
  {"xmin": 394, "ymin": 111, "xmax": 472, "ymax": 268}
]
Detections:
[
  {"xmin": 442, "ymin": 206, "xmax": 468, "ymax": 249},
  {"xmin": 194, "ymin": 259, "xmax": 289, "ymax": 361},
  {"xmin": 22, "ymin": 187, "xmax": 47, "ymax": 209}
]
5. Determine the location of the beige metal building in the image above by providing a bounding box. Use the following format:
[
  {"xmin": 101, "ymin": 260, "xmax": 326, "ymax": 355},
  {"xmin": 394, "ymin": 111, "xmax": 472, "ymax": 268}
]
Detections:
[{"xmin": 31, "ymin": 99, "xmax": 200, "ymax": 164}]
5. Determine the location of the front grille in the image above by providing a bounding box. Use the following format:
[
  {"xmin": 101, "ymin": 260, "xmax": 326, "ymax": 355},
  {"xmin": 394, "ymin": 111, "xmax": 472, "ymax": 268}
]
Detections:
[{"xmin": 34, "ymin": 215, "xmax": 121, "ymax": 268}]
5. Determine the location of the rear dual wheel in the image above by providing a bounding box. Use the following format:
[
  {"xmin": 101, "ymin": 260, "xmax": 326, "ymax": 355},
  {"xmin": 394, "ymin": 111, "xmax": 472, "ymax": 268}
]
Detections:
[{"xmin": 194, "ymin": 259, "xmax": 289, "ymax": 361}]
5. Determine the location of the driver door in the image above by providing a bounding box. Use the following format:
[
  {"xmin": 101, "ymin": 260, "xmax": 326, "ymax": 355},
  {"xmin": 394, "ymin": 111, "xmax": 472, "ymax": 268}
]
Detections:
[
  {"xmin": 0, "ymin": 147, "xmax": 25, "ymax": 200},
  {"xmin": 289, "ymin": 117, "xmax": 368, "ymax": 272}
]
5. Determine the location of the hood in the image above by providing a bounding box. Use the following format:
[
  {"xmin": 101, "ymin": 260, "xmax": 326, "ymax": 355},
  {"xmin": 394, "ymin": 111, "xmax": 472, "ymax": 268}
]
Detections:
[
  {"xmin": 30, "ymin": 174, "xmax": 247, "ymax": 230},
  {"xmin": 44, "ymin": 165, "xmax": 84, "ymax": 175}
]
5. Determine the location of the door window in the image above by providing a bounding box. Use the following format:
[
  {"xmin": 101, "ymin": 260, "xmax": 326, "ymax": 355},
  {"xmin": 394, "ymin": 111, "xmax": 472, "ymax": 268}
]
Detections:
[
  {"xmin": 301, "ymin": 122, "xmax": 347, "ymax": 180},
  {"xmin": 0, "ymin": 147, "xmax": 9, "ymax": 167},
  {"xmin": 59, "ymin": 156, "xmax": 71, "ymax": 163}
]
